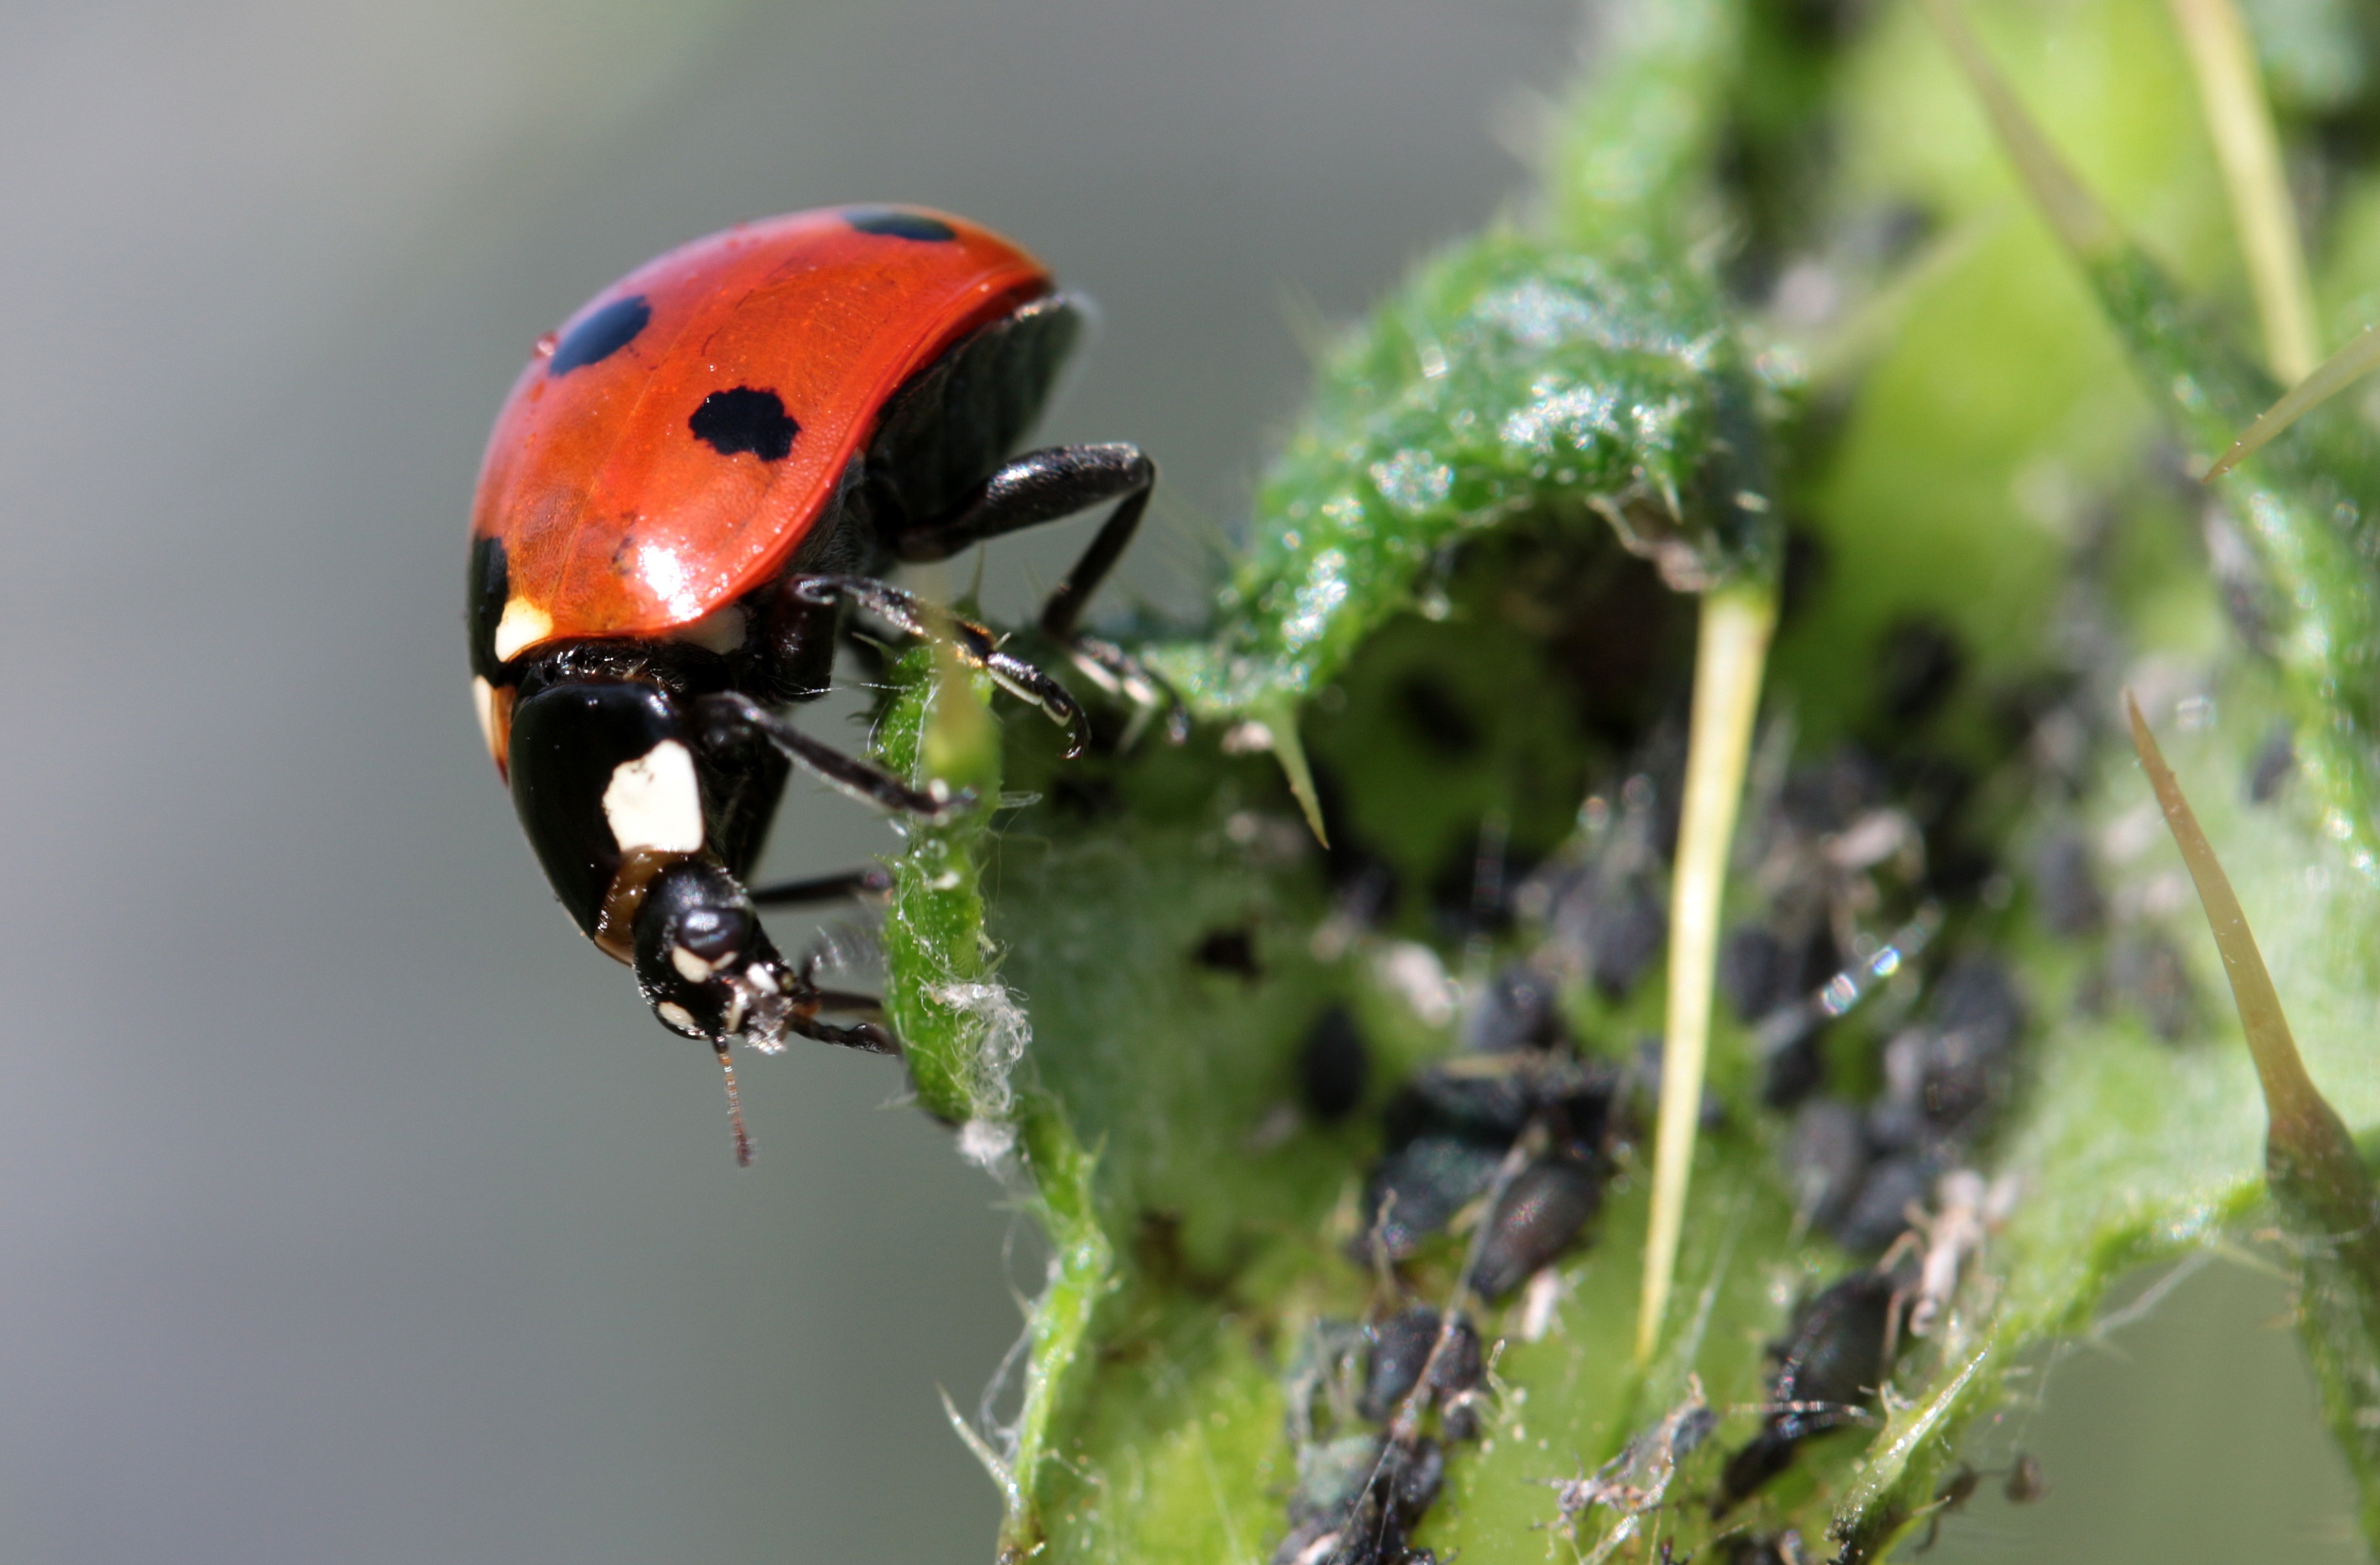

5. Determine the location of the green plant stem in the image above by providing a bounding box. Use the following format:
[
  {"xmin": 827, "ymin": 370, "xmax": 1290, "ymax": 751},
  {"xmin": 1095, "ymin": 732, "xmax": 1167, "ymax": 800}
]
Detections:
[{"xmin": 1000, "ymin": 1096, "xmax": 1115, "ymax": 1564}]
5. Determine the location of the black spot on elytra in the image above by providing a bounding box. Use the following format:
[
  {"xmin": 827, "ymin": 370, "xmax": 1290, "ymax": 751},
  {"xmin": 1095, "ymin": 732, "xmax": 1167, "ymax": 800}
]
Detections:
[
  {"xmin": 549, "ymin": 295, "xmax": 651, "ymax": 376},
  {"xmin": 844, "ymin": 206, "xmax": 957, "ymax": 242},
  {"xmin": 689, "ymin": 387, "xmax": 799, "ymax": 461}
]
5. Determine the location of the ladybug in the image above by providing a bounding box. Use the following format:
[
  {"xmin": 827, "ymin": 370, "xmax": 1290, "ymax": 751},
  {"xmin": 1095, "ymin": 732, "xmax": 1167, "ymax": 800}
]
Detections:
[{"xmin": 467, "ymin": 205, "xmax": 1155, "ymax": 1160}]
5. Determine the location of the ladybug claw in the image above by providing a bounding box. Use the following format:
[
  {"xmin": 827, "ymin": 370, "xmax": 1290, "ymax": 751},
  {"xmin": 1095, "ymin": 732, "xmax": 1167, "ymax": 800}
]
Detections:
[
  {"xmin": 977, "ymin": 653, "xmax": 1084, "ymax": 753},
  {"xmin": 791, "ymin": 573, "xmax": 1087, "ymax": 744}
]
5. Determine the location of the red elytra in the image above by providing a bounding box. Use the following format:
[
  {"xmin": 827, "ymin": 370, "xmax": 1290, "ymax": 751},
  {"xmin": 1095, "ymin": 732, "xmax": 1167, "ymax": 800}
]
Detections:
[{"xmin": 469, "ymin": 206, "xmax": 1051, "ymax": 659}]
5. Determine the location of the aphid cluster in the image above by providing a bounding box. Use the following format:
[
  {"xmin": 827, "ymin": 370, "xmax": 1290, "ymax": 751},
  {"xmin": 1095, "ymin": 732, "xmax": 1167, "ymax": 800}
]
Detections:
[
  {"xmin": 1348, "ymin": 1041, "xmax": 1620, "ymax": 1299},
  {"xmin": 1273, "ymin": 1305, "xmax": 1490, "ymax": 1565},
  {"xmin": 1704, "ymin": 674, "xmax": 2036, "ymax": 1260},
  {"xmin": 1773, "ymin": 952, "xmax": 2023, "ymax": 1254},
  {"xmin": 1292, "ymin": 596, "xmax": 2089, "ymax": 1544}
]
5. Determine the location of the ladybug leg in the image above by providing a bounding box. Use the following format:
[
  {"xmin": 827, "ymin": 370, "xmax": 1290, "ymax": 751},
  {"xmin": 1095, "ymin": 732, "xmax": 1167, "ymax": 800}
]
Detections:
[
  {"xmin": 791, "ymin": 575, "xmax": 1087, "ymax": 755},
  {"xmin": 891, "ymin": 446, "xmax": 1186, "ymax": 744},
  {"xmin": 694, "ymin": 691, "xmax": 971, "ymax": 818},
  {"xmin": 747, "ymin": 864, "xmax": 893, "ymax": 907},
  {"xmin": 784, "ymin": 1003, "xmax": 900, "ymax": 1056},
  {"xmin": 890, "ymin": 443, "xmax": 1153, "ymax": 639}
]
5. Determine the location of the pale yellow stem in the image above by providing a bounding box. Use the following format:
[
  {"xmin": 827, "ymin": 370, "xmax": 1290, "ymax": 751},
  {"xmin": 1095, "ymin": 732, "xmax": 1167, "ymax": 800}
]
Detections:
[
  {"xmin": 2168, "ymin": 0, "xmax": 2319, "ymax": 384},
  {"xmin": 1636, "ymin": 583, "xmax": 1775, "ymax": 1365}
]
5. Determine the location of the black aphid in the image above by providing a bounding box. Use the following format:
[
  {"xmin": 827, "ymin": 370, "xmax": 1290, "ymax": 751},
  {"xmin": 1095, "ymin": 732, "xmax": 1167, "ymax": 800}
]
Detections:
[
  {"xmin": 1870, "ymin": 958, "xmax": 2022, "ymax": 1150},
  {"xmin": 2107, "ymin": 930, "xmax": 2199, "ymax": 1043},
  {"xmin": 1716, "ymin": 1269, "xmax": 1903, "ymax": 1513},
  {"xmin": 1472, "ymin": 1157, "xmax": 1605, "ymax": 1299},
  {"xmin": 1464, "ymin": 963, "xmax": 1565, "ymax": 1054},
  {"xmin": 1357, "ymin": 1307, "xmax": 1483, "ymax": 1425},
  {"xmin": 1875, "ymin": 617, "xmax": 1964, "ymax": 726},
  {"xmin": 1720, "ymin": 924, "xmax": 1797, "ymax": 1024},
  {"xmin": 1782, "ymin": 1098, "xmax": 1869, "ymax": 1231},
  {"xmin": 2030, "ymin": 831, "xmax": 2104, "ymax": 936},
  {"xmin": 1300, "ymin": 1005, "xmax": 1371, "ymax": 1123},
  {"xmin": 2246, "ymin": 724, "xmax": 2295, "ymax": 804},
  {"xmin": 1271, "ymin": 1433, "xmax": 1444, "ymax": 1565},
  {"xmin": 1194, "ymin": 926, "xmax": 1263, "ymax": 980},
  {"xmin": 1356, "ymin": 1137, "xmax": 1506, "ymax": 1263},
  {"xmin": 1913, "ymin": 1462, "xmax": 1981, "ymax": 1551},
  {"xmin": 1828, "ymin": 1152, "xmax": 1934, "ymax": 1254},
  {"xmin": 1352, "ymin": 1056, "xmax": 1615, "ymax": 1271}
]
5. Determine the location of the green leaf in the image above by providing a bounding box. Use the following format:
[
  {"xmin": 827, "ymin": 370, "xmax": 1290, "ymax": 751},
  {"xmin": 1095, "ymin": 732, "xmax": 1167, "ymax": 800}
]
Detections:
[
  {"xmin": 870, "ymin": 0, "xmax": 2380, "ymax": 1559},
  {"xmin": 1150, "ymin": 232, "xmax": 1776, "ymax": 720}
]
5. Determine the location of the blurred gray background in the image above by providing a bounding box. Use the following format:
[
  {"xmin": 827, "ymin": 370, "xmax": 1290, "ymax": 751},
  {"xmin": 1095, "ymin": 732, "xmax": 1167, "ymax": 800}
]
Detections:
[{"xmin": 0, "ymin": 0, "xmax": 2355, "ymax": 1560}]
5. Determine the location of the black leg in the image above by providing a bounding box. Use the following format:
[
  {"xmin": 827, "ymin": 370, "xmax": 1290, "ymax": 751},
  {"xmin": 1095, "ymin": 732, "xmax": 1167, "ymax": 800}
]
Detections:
[
  {"xmin": 747, "ymin": 865, "xmax": 894, "ymax": 907},
  {"xmin": 792, "ymin": 575, "xmax": 1086, "ymax": 754},
  {"xmin": 787, "ymin": 1001, "xmax": 900, "ymax": 1055},
  {"xmin": 694, "ymin": 691, "xmax": 968, "ymax": 819},
  {"xmin": 890, "ymin": 444, "xmax": 1154, "ymax": 639}
]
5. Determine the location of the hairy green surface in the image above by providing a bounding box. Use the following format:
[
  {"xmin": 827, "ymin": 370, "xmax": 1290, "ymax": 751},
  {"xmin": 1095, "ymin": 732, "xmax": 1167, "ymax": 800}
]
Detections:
[
  {"xmin": 1151, "ymin": 236, "xmax": 1771, "ymax": 722},
  {"xmin": 871, "ymin": 0, "xmax": 2380, "ymax": 1558}
]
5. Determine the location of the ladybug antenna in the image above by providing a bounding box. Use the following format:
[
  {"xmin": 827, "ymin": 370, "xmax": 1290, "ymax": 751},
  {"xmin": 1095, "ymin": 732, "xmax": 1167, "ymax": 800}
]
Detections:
[{"xmin": 715, "ymin": 1045, "xmax": 754, "ymax": 1167}]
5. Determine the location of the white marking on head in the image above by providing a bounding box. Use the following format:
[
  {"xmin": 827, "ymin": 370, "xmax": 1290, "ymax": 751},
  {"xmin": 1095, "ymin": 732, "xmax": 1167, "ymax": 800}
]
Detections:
[
  {"xmin": 602, "ymin": 740, "xmax": 706, "ymax": 855},
  {"xmin": 471, "ymin": 677, "xmax": 499, "ymax": 759},
  {"xmin": 671, "ymin": 944, "xmax": 716, "ymax": 984},
  {"xmin": 722, "ymin": 990, "xmax": 748, "ymax": 1035},
  {"xmin": 670, "ymin": 603, "xmax": 747, "ymax": 655},
  {"xmin": 656, "ymin": 1001, "xmax": 700, "ymax": 1035},
  {"xmin": 492, "ymin": 598, "xmax": 554, "ymax": 662},
  {"xmin": 745, "ymin": 963, "xmax": 779, "ymax": 996}
]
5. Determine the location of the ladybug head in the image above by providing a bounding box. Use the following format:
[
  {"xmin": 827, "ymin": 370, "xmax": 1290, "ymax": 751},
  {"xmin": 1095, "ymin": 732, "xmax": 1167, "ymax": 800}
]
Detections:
[
  {"xmin": 631, "ymin": 859, "xmax": 807, "ymax": 1165},
  {"xmin": 631, "ymin": 860, "xmax": 799, "ymax": 1051}
]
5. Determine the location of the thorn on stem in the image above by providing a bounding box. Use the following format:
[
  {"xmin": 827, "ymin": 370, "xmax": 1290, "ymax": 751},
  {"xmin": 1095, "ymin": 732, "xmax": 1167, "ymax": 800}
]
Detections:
[
  {"xmin": 2203, "ymin": 323, "xmax": 2380, "ymax": 480},
  {"xmin": 2122, "ymin": 691, "xmax": 2376, "ymax": 1241},
  {"xmin": 1263, "ymin": 698, "xmax": 1331, "ymax": 848}
]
